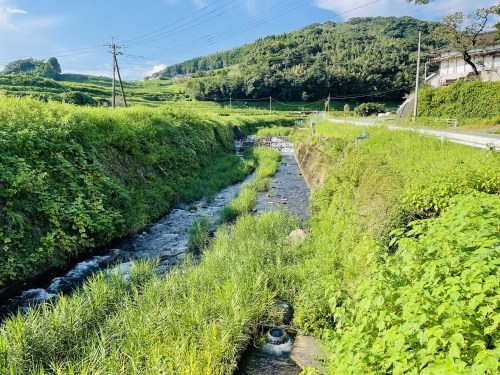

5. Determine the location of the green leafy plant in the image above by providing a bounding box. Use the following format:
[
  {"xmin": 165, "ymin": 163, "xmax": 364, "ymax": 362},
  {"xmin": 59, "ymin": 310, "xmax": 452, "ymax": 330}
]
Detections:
[{"xmin": 353, "ymin": 102, "xmax": 386, "ymax": 116}]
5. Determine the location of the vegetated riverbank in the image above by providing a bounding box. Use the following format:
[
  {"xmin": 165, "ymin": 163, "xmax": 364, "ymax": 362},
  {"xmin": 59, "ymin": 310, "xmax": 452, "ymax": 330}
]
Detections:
[
  {"xmin": 0, "ymin": 147, "xmax": 302, "ymax": 375},
  {"xmin": 289, "ymin": 121, "xmax": 499, "ymax": 373},
  {"xmin": 2, "ymin": 119, "xmax": 498, "ymax": 374},
  {"xmin": 0, "ymin": 95, "xmax": 293, "ymax": 288}
]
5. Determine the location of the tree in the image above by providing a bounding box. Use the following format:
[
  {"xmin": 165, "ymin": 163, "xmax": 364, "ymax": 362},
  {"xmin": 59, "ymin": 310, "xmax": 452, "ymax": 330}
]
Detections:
[
  {"xmin": 2, "ymin": 58, "xmax": 44, "ymax": 75},
  {"xmin": 433, "ymin": 6, "xmax": 500, "ymax": 76},
  {"xmin": 37, "ymin": 57, "xmax": 62, "ymax": 79}
]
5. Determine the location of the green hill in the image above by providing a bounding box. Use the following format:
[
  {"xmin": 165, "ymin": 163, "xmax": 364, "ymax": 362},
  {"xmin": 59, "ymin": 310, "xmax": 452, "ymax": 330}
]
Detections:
[{"xmin": 152, "ymin": 16, "xmax": 442, "ymax": 102}]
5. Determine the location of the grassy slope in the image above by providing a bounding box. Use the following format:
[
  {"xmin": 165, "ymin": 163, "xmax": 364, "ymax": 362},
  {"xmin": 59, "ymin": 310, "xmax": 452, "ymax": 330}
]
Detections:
[
  {"xmin": 290, "ymin": 121, "xmax": 499, "ymax": 373},
  {"xmin": 0, "ymin": 96, "xmax": 292, "ymax": 287},
  {"xmin": 0, "ymin": 73, "xmax": 400, "ymax": 115}
]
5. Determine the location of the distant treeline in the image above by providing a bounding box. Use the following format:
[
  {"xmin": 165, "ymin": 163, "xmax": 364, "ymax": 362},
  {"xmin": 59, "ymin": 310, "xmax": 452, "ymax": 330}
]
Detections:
[{"xmin": 152, "ymin": 17, "xmax": 443, "ymax": 102}]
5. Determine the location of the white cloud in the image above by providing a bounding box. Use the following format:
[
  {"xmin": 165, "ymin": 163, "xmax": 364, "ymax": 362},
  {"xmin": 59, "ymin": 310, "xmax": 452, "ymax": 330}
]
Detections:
[
  {"xmin": 6, "ymin": 6, "xmax": 26, "ymax": 14},
  {"xmin": 146, "ymin": 64, "xmax": 167, "ymax": 76},
  {"xmin": 0, "ymin": 0, "xmax": 27, "ymax": 29},
  {"xmin": 0, "ymin": 0, "xmax": 62, "ymax": 32},
  {"xmin": 313, "ymin": 0, "xmax": 500, "ymax": 20}
]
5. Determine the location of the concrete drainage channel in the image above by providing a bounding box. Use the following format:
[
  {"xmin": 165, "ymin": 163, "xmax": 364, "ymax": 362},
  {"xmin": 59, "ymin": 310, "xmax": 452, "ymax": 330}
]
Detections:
[
  {"xmin": 237, "ymin": 300, "xmax": 325, "ymax": 375},
  {"xmin": 237, "ymin": 144, "xmax": 325, "ymax": 374}
]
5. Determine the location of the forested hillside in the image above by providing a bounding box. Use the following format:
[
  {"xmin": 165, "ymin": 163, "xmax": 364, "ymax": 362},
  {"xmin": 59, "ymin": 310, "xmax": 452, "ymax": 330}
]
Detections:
[{"xmin": 152, "ymin": 16, "xmax": 442, "ymax": 102}]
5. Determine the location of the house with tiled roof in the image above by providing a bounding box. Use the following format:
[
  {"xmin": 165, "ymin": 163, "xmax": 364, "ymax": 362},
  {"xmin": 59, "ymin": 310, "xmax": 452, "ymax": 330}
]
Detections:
[{"xmin": 426, "ymin": 31, "xmax": 500, "ymax": 87}]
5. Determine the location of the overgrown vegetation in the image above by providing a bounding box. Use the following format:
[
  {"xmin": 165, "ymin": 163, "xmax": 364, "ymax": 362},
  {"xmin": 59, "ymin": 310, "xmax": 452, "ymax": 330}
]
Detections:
[
  {"xmin": 255, "ymin": 126, "xmax": 293, "ymax": 136},
  {"xmin": 0, "ymin": 96, "xmax": 287, "ymax": 287},
  {"xmin": 290, "ymin": 121, "xmax": 500, "ymax": 373},
  {"xmin": 329, "ymin": 193, "xmax": 500, "ymax": 373},
  {"xmin": 353, "ymin": 102, "xmax": 386, "ymax": 116},
  {"xmin": 418, "ymin": 81, "xmax": 500, "ymax": 125},
  {"xmin": 220, "ymin": 148, "xmax": 282, "ymax": 222},
  {"xmin": 0, "ymin": 148, "xmax": 296, "ymax": 374},
  {"xmin": 1, "ymin": 112, "xmax": 498, "ymax": 374}
]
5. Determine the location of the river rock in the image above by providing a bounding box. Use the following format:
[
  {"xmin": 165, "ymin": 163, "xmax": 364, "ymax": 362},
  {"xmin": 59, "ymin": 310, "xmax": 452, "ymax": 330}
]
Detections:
[
  {"xmin": 288, "ymin": 229, "xmax": 307, "ymax": 246},
  {"xmin": 274, "ymin": 298, "xmax": 294, "ymax": 325}
]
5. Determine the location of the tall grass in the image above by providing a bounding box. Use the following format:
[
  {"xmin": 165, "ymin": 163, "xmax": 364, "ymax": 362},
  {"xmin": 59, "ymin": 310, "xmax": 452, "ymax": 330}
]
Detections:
[
  {"xmin": 290, "ymin": 121, "xmax": 500, "ymax": 372},
  {"xmin": 0, "ymin": 95, "xmax": 291, "ymax": 287},
  {"xmin": 220, "ymin": 148, "xmax": 282, "ymax": 222},
  {"xmin": 1, "ymin": 142, "xmax": 297, "ymax": 374},
  {"xmin": 0, "ymin": 210, "xmax": 300, "ymax": 374}
]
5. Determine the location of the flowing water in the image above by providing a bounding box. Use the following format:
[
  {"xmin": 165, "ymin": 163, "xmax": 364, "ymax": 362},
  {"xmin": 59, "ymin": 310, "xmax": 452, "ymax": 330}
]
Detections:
[
  {"xmin": 1, "ymin": 141, "xmax": 311, "ymax": 374},
  {"xmin": 0, "ymin": 175, "xmax": 250, "ymax": 319},
  {"xmin": 238, "ymin": 330, "xmax": 300, "ymax": 375},
  {"xmin": 238, "ymin": 148, "xmax": 310, "ymax": 375}
]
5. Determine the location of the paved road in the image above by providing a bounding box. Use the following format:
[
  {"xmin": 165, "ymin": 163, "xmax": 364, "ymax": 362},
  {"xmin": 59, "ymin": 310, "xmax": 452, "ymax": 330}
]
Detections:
[{"xmin": 329, "ymin": 119, "xmax": 500, "ymax": 150}]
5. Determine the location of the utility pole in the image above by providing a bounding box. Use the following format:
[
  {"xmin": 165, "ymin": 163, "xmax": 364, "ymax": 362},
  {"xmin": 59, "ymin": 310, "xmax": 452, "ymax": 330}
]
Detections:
[
  {"xmin": 115, "ymin": 53, "xmax": 127, "ymax": 107},
  {"xmin": 413, "ymin": 30, "xmax": 422, "ymax": 123},
  {"xmin": 269, "ymin": 96, "xmax": 272, "ymax": 113},
  {"xmin": 106, "ymin": 38, "xmax": 127, "ymax": 108},
  {"xmin": 327, "ymin": 93, "xmax": 331, "ymax": 113}
]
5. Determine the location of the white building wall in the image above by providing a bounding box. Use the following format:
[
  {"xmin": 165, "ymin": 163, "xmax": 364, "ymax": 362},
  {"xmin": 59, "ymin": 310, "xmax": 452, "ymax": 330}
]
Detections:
[{"xmin": 432, "ymin": 39, "xmax": 500, "ymax": 86}]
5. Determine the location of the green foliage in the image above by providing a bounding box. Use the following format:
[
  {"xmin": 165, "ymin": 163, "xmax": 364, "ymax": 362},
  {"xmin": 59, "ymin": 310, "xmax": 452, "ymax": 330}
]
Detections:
[
  {"xmin": 61, "ymin": 91, "xmax": 97, "ymax": 106},
  {"xmin": 290, "ymin": 121, "xmax": 499, "ymax": 372},
  {"xmin": 0, "ymin": 211, "xmax": 299, "ymax": 374},
  {"xmin": 256, "ymin": 126, "xmax": 293, "ymax": 136},
  {"xmin": 2, "ymin": 58, "xmax": 44, "ymax": 75},
  {"xmin": 353, "ymin": 102, "xmax": 386, "ymax": 116},
  {"xmin": 220, "ymin": 148, "xmax": 282, "ymax": 222},
  {"xmin": 150, "ymin": 49, "xmax": 245, "ymax": 79},
  {"xmin": 2, "ymin": 57, "xmax": 61, "ymax": 79},
  {"xmin": 173, "ymin": 17, "xmax": 442, "ymax": 102},
  {"xmin": 0, "ymin": 96, "xmax": 285, "ymax": 286},
  {"xmin": 418, "ymin": 81, "xmax": 500, "ymax": 120},
  {"xmin": 188, "ymin": 216, "xmax": 211, "ymax": 254},
  {"xmin": 329, "ymin": 193, "xmax": 500, "ymax": 374}
]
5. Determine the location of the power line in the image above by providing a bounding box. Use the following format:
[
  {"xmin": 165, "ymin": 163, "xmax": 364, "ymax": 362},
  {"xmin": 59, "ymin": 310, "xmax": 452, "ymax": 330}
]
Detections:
[
  {"xmin": 124, "ymin": 0, "xmax": 251, "ymax": 48},
  {"xmin": 124, "ymin": 0, "xmax": 310, "ymax": 59},
  {"xmin": 124, "ymin": 0, "xmax": 381, "ymax": 66}
]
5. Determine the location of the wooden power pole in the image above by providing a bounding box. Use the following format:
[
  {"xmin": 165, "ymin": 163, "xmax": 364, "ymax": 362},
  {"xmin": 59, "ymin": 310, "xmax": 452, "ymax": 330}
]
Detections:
[{"xmin": 106, "ymin": 38, "xmax": 127, "ymax": 108}]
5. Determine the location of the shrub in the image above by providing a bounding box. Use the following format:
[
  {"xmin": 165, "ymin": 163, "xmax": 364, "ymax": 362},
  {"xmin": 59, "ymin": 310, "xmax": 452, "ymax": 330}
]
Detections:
[
  {"xmin": 61, "ymin": 91, "xmax": 97, "ymax": 106},
  {"xmin": 418, "ymin": 81, "xmax": 500, "ymax": 119},
  {"xmin": 354, "ymin": 102, "xmax": 386, "ymax": 116}
]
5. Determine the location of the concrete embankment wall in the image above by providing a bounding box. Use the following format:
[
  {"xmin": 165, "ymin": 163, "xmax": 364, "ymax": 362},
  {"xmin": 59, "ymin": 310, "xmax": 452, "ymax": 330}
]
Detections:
[{"xmin": 294, "ymin": 142, "xmax": 336, "ymax": 192}]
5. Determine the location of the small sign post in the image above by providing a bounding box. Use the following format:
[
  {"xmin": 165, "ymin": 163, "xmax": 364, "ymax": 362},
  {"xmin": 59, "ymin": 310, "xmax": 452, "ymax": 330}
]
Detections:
[{"xmin": 343, "ymin": 104, "xmax": 350, "ymax": 128}]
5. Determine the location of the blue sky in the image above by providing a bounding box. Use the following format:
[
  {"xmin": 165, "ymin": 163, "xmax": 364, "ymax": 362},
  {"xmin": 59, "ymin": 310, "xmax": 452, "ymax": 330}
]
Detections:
[{"xmin": 0, "ymin": 0, "xmax": 498, "ymax": 79}]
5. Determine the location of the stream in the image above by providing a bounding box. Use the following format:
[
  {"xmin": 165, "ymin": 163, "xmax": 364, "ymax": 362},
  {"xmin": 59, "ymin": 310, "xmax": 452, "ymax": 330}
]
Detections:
[
  {"xmin": 238, "ymin": 147, "xmax": 310, "ymax": 375},
  {"xmin": 0, "ymin": 142, "xmax": 311, "ymax": 374},
  {"xmin": 0, "ymin": 175, "xmax": 250, "ymax": 319}
]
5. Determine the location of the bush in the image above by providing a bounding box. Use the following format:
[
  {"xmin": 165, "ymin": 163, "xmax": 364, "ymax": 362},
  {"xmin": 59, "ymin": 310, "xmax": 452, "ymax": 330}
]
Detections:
[
  {"xmin": 291, "ymin": 121, "xmax": 500, "ymax": 372},
  {"xmin": 329, "ymin": 193, "xmax": 500, "ymax": 374},
  {"xmin": 61, "ymin": 91, "xmax": 97, "ymax": 106},
  {"xmin": 354, "ymin": 102, "xmax": 386, "ymax": 116}
]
